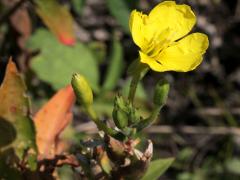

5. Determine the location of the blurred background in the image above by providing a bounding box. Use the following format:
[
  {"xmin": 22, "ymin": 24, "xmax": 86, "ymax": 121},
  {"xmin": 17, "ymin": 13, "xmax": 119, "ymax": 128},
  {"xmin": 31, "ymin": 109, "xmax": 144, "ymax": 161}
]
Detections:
[{"xmin": 0, "ymin": 0, "xmax": 240, "ymax": 179}]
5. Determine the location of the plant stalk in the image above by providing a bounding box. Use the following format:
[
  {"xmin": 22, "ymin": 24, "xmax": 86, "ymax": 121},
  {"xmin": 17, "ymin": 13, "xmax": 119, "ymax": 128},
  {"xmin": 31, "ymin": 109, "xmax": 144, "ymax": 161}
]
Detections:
[
  {"xmin": 128, "ymin": 71, "xmax": 141, "ymax": 104},
  {"xmin": 86, "ymin": 106, "xmax": 117, "ymax": 136}
]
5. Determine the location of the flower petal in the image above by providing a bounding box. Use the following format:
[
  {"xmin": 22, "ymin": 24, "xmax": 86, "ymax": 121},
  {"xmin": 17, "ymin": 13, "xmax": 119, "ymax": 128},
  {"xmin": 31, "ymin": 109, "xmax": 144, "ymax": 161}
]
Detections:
[
  {"xmin": 139, "ymin": 51, "xmax": 166, "ymax": 72},
  {"xmin": 156, "ymin": 33, "xmax": 209, "ymax": 72},
  {"xmin": 129, "ymin": 10, "xmax": 147, "ymax": 48},
  {"xmin": 147, "ymin": 1, "xmax": 196, "ymax": 41}
]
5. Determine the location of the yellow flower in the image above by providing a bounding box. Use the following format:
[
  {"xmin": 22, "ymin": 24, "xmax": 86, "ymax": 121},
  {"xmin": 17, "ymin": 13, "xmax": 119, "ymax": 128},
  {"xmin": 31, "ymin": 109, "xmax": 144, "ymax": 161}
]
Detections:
[{"xmin": 129, "ymin": 1, "xmax": 209, "ymax": 72}]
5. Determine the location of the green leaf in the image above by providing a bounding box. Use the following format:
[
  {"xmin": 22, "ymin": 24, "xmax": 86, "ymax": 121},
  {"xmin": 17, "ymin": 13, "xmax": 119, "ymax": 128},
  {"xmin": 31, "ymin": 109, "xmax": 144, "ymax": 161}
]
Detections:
[
  {"xmin": 27, "ymin": 29, "xmax": 99, "ymax": 92},
  {"xmin": 141, "ymin": 158, "xmax": 174, "ymax": 180},
  {"xmin": 100, "ymin": 152, "xmax": 112, "ymax": 174},
  {"xmin": 0, "ymin": 59, "xmax": 37, "ymax": 172},
  {"xmin": 102, "ymin": 38, "xmax": 124, "ymax": 91},
  {"xmin": 106, "ymin": 0, "xmax": 131, "ymax": 33},
  {"xmin": 71, "ymin": 0, "xmax": 85, "ymax": 15},
  {"xmin": 88, "ymin": 41, "xmax": 107, "ymax": 64},
  {"xmin": 93, "ymin": 101, "xmax": 113, "ymax": 116}
]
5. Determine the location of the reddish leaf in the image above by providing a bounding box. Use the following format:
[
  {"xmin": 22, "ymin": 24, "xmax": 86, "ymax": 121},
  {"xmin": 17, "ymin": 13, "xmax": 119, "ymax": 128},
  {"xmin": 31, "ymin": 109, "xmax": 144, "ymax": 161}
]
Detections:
[
  {"xmin": 0, "ymin": 58, "xmax": 37, "ymax": 170},
  {"xmin": 34, "ymin": 85, "xmax": 75, "ymax": 159},
  {"xmin": 0, "ymin": 59, "xmax": 29, "ymax": 121},
  {"xmin": 35, "ymin": 0, "xmax": 76, "ymax": 45}
]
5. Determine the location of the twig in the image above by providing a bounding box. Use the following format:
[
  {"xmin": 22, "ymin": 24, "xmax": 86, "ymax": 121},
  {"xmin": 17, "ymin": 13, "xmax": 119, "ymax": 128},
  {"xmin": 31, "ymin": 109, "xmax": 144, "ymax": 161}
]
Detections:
[
  {"xmin": 75, "ymin": 122, "xmax": 240, "ymax": 136},
  {"xmin": 76, "ymin": 121, "xmax": 97, "ymax": 133},
  {"xmin": 146, "ymin": 125, "xmax": 240, "ymax": 136},
  {"xmin": 0, "ymin": 0, "xmax": 27, "ymax": 25},
  {"xmin": 194, "ymin": 107, "xmax": 240, "ymax": 116}
]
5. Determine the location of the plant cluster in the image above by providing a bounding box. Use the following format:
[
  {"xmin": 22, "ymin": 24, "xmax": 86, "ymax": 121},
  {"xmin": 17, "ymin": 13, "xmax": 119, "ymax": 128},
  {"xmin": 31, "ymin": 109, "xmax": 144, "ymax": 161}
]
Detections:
[{"xmin": 0, "ymin": 1, "xmax": 209, "ymax": 179}]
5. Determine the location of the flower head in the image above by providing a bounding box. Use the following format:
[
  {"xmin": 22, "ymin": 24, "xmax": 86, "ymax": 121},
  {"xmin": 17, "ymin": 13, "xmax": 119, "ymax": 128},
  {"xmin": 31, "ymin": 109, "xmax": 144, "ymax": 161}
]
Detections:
[{"xmin": 129, "ymin": 1, "xmax": 209, "ymax": 72}]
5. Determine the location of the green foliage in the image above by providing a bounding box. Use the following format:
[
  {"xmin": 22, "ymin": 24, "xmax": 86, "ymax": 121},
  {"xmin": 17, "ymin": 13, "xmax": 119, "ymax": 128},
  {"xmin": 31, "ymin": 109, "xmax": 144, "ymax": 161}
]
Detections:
[
  {"xmin": 135, "ymin": 80, "xmax": 170, "ymax": 131},
  {"xmin": 153, "ymin": 79, "xmax": 170, "ymax": 107},
  {"xmin": 112, "ymin": 95, "xmax": 129, "ymax": 129},
  {"xmin": 112, "ymin": 95, "xmax": 141, "ymax": 133},
  {"xmin": 88, "ymin": 42, "xmax": 107, "ymax": 64},
  {"xmin": 71, "ymin": 0, "xmax": 85, "ymax": 15},
  {"xmin": 102, "ymin": 37, "xmax": 124, "ymax": 91},
  {"xmin": 177, "ymin": 170, "xmax": 207, "ymax": 180},
  {"xmin": 121, "ymin": 80, "xmax": 147, "ymax": 100},
  {"xmin": 106, "ymin": 0, "xmax": 131, "ymax": 32},
  {"xmin": 1, "ymin": 0, "xmax": 235, "ymax": 179},
  {"xmin": 225, "ymin": 158, "xmax": 240, "ymax": 175},
  {"xmin": 141, "ymin": 158, "xmax": 175, "ymax": 180},
  {"xmin": 93, "ymin": 100, "xmax": 113, "ymax": 116},
  {"xmin": 27, "ymin": 29, "xmax": 99, "ymax": 92}
]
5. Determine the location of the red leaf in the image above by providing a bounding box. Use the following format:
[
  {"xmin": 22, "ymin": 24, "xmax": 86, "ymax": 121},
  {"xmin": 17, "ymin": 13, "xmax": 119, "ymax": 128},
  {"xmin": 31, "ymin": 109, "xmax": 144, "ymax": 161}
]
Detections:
[{"xmin": 34, "ymin": 85, "xmax": 75, "ymax": 159}]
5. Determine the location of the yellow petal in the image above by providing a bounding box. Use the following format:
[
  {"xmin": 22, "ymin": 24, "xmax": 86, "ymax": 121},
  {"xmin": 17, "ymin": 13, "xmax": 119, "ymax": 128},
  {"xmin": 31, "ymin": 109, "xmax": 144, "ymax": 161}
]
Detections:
[
  {"xmin": 139, "ymin": 51, "xmax": 165, "ymax": 72},
  {"xmin": 157, "ymin": 33, "xmax": 209, "ymax": 72},
  {"xmin": 147, "ymin": 1, "xmax": 196, "ymax": 41},
  {"xmin": 129, "ymin": 10, "xmax": 147, "ymax": 49}
]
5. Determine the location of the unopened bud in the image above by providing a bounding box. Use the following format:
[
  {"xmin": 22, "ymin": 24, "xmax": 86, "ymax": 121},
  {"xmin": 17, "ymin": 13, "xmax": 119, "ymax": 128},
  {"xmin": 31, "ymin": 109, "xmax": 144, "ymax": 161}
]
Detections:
[
  {"xmin": 128, "ymin": 104, "xmax": 140, "ymax": 125},
  {"xmin": 71, "ymin": 73, "xmax": 93, "ymax": 107},
  {"xmin": 112, "ymin": 109, "xmax": 128, "ymax": 129},
  {"xmin": 112, "ymin": 96, "xmax": 128, "ymax": 129}
]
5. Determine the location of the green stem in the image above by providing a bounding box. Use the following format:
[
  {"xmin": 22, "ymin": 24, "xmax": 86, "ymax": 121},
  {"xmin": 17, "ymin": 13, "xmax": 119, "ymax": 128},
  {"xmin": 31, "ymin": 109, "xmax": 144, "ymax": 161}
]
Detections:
[
  {"xmin": 86, "ymin": 106, "xmax": 117, "ymax": 136},
  {"xmin": 128, "ymin": 62, "xmax": 149, "ymax": 104},
  {"xmin": 128, "ymin": 71, "xmax": 141, "ymax": 104},
  {"xmin": 137, "ymin": 105, "xmax": 162, "ymax": 131}
]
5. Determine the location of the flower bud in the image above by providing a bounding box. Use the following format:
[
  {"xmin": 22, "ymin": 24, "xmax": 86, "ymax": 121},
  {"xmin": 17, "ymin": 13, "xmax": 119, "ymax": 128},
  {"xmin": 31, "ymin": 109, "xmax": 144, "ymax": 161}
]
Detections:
[
  {"xmin": 71, "ymin": 73, "xmax": 93, "ymax": 107},
  {"xmin": 128, "ymin": 103, "xmax": 140, "ymax": 125},
  {"xmin": 153, "ymin": 79, "xmax": 170, "ymax": 107},
  {"xmin": 112, "ymin": 96, "xmax": 128, "ymax": 129},
  {"xmin": 112, "ymin": 109, "xmax": 128, "ymax": 129}
]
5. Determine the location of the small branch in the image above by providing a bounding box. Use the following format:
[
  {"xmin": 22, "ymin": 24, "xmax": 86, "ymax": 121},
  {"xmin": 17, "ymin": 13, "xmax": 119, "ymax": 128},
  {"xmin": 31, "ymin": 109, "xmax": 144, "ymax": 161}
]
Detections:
[
  {"xmin": 75, "ymin": 122, "xmax": 240, "ymax": 136},
  {"xmin": 86, "ymin": 106, "xmax": 118, "ymax": 136},
  {"xmin": 75, "ymin": 121, "xmax": 99, "ymax": 134}
]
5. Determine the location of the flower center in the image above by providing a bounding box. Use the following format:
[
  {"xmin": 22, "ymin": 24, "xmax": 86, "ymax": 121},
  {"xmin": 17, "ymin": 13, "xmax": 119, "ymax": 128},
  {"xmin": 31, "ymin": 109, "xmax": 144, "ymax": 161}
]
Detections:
[{"xmin": 143, "ymin": 29, "xmax": 176, "ymax": 60}]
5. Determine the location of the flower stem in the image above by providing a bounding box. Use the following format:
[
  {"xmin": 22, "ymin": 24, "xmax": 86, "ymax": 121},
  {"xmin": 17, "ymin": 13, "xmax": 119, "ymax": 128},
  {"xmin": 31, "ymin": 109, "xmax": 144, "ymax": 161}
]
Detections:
[
  {"xmin": 128, "ymin": 63, "xmax": 148, "ymax": 104},
  {"xmin": 137, "ymin": 105, "xmax": 162, "ymax": 131},
  {"xmin": 128, "ymin": 71, "xmax": 141, "ymax": 104},
  {"xmin": 86, "ymin": 106, "xmax": 117, "ymax": 136}
]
